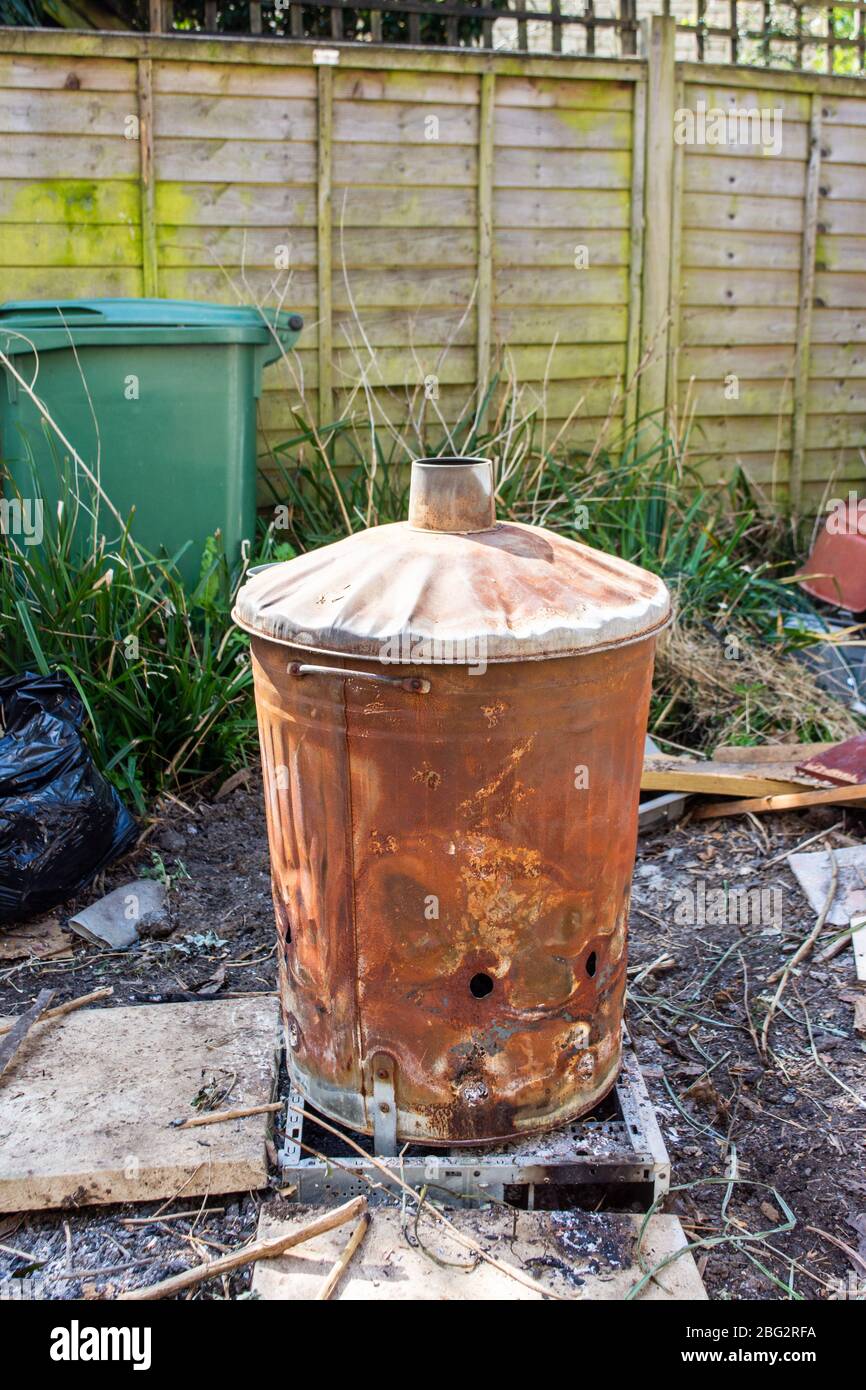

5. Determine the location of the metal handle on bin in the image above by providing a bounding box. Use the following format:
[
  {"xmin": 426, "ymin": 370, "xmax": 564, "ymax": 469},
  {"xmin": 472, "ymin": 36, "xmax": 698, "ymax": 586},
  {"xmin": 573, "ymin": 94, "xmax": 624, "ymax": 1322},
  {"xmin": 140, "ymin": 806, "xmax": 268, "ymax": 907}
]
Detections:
[{"xmin": 288, "ymin": 662, "xmax": 430, "ymax": 694}]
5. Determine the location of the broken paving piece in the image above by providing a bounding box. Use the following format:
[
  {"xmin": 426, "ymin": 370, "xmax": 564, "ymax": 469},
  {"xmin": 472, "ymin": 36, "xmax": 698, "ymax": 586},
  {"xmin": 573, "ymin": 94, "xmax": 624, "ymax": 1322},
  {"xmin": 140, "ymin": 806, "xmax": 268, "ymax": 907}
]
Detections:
[
  {"xmin": 68, "ymin": 879, "xmax": 167, "ymax": 950},
  {"xmin": 0, "ymin": 996, "xmax": 280, "ymax": 1211}
]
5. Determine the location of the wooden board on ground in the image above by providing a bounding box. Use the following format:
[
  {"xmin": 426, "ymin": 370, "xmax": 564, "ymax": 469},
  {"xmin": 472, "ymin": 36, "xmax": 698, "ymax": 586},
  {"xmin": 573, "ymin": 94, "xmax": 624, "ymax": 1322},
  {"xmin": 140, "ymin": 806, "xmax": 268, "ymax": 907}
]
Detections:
[
  {"xmin": 641, "ymin": 754, "xmax": 811, "ymax": 797},
  {"xmin": 693, "ymin": 783, "xmax": 866, "ymax": 820},
  {"xmin": 251, "ymin": 1206, "xmax": 706, "ymax": 1301},
  {"xmin": 713, "ymin": 742, "xmax": 839, "ymax": 764},
  {"xmin": 0, "ymin": 997, "xmax": 280, "ymax": 1212}
]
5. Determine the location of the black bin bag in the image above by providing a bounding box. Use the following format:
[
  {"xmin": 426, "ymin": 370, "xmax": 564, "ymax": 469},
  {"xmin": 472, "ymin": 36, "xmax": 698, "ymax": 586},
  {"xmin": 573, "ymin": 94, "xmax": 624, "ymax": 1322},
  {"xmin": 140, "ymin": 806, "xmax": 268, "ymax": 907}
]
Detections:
[{"xmin": 0, "ymin": 672, "xmax": 137, "ymax": 924}]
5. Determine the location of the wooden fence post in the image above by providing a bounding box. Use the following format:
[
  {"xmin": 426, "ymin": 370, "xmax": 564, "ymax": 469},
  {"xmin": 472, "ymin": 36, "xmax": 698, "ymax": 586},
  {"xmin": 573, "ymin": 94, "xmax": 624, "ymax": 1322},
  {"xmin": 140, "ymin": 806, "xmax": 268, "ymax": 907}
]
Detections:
[
  {"xmin": 476, "ymin": 70, "xmax": 495, "ymax": 431},
  {"xmin": 790, "ymin": 92, "xmax": 822, "ymax": 513},
  {"xmin": 137, "ymin": 58, "xmax": 159, "ymax": 299},
  {"xmin": 637, "ymin": 14, "xmax": 676, "ymax": 427},
  {"xmin": 317, "ymin": 61, "xmax": 334, "ymax": 430}
]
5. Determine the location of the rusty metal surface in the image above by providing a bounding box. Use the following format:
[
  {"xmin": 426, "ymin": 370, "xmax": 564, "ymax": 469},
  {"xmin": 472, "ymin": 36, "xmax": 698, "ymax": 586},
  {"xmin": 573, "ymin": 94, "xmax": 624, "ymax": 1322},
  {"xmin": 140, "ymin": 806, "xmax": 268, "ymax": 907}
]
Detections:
[
  {"xmin": 407, "ymin": 457, "xmax": 496, "ymax": 533},
  {"xmin": 251, "ymin": 632, "xmax": 656, "ymax": 1146},
  {"xmin": 233, "ymin": 522, "xmax": 670, "ymax": 664}
]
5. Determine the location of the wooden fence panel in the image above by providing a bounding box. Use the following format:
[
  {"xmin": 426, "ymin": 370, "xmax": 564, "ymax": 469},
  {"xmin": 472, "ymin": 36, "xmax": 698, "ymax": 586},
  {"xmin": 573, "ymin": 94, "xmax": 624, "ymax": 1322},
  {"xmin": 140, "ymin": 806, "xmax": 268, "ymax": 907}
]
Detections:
[{"xmin": 0, "ymin": 29, "xmax": 864, "ymax": 513}]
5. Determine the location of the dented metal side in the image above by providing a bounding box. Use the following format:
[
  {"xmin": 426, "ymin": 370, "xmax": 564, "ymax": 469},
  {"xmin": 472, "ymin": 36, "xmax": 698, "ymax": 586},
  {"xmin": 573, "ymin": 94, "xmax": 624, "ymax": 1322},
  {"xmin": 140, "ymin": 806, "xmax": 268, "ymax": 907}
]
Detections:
[{"xmin": 251, "ymin": 633, "xmax": 657, "ymax": 1147}]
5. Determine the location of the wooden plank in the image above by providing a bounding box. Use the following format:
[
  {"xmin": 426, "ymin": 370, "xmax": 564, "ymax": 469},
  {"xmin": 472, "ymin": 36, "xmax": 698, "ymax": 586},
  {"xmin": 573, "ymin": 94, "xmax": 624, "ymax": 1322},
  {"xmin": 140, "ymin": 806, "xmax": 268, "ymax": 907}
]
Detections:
[
  {"xmin": 155, "ymin": 183, "xmax": 474, "ymax": 229},
  {"xmin": 157, "ymin": 225, "xmax": 476, "ymax": 270},
  {"xmin": 495, "ymin": 228, "xmax": 629, "ymax": 267},
  {"xmin": 493, "ymin": 104, "xmax": 632, "ymax": 150},
  {"xmin": 493, "ymin": 267, "xmax": 627, "ymax": 305},
  {"xmin": 816, "ymin": 164, "xmax": 866, "ymax": 201},
  {"xmin": 493, "ymin": 305, "xmax": 628, "ymax": 344},
  {"xmin": 334, "ymin": 99, "xmax": 478, "ymax": 145},
  {"xmin": 332, "ymin": 69, "xmax": 479, "ymax": 105},
  {"xmin": 821, "ymin": 96, "xmax": 866, "ymax": 126},
  {"xmin": 0, "ymin": 267, "xmax": 141, "ymax": 298},
  {"xmin": 683, "ymin": 82, "xmax": 811, "ymax": 122},
  {"xmin": 0, "ymin": 53, "xmax": 136, "ymax": 91},
  {"xmin": 713, "ymin": 742, "xmax": 838, "ymax": 763},
  {"xmin": 642, "ymin": 757, "xmax": 806, "ymax": 796},
  {"xmin": 683, "ymin": 154, "xmax": 807, "ymax": 198},
  {"xmin": 694, "ymin": 783, "xmax": 866, "ymax": 820},
  {"xmin": 494, "ymin": 188, "xmax": 630, "ymax": 229},
  {"xmin": 154, "ymin": 60, "xmax": 316, "ymax": 98},
  {"xmin": 153, "ymin": 93, "xmax": 317, "ymax": 140},
  {"xmin": 137, "ymin": 57, "xmax": 158, "ymax": 298},
  {"xmin": 1, "ymin": 133, "xmax": 138, "ymax": 179},
  {"xmin": 153, "ymin": 138, "xmax": 317, "ymax": 184},
  {"xmin": 812, "ymin": 308, "xmax": 866, "ymax": 343},
  {"xmin": 317, "ymin": 61, "xmax": 333, "ymax": 429},
  {"xmin": 252, "ymin": 1208, "xmax": 706, "ymax": 1301},
  {"xmin": 816, "ymin": 235, "xmax": 866, "ymax": 273},
  {"xmin": 813, "ymin": 272, "xmax": 866, "ymax": 308},
  {"xmin": 680, "ymin": 268, "xmax": 800, "ymax": 307},
  {"xmin": 681, "ymin": 192, "xmax": 804, "ymax": 233},
  {"xmin": 679, "ymin": 344, "xmax": 797, "ymax": 379},
  {"xmin": 0, "ymin": 178, "xmax": 140, "ymax": 225},
  {"xmin": 811, "ymin": 342, "xmax": 866, "ymax": 376},
  {"xmin": 625, "ymin": 76, "xmax": 646, "ymax": 433},
  {"xmin": 816, "ymin": 200, "xmax": 866, "ymax": 235},
  {"xmin": 822, "ymin": 124, "xmax": 866, "ymax": 163},
  {"xmin": 807, "ymin": 377, "xmax": 866, "ymax": 413},
  {"xmin": 667, "ymin": 75, "xmax": 685, "ymax": 415},
  {"xmin": 0, "ymin": 223, "xmax": 140, "ymax": 266},
  {"xmin": 638, "ymin": 15, "xmax": 677, "ymax": 423},
  {"xmin": 682, "ymin": 229, "xmax": 802, "ymax": 270},
  {"xmin": 687, "ymin": 379, "xmax": 793, "ymax": 415},
  {"xmin": 494, "ymin": 75, "xmax": 635, "ymax": 111},
  {"xmin": 491, "ymin": 148, "xmax": 630, "ymax": 190},
  {"xmin": 0, "ymin": 31, "xmax": 647, "ymax": 84},
  {"xmin": 476, "ymin": 71, "xmax": 495, "ymax": 431},
  {"xmin": 0, "ymin": 88, "xmax": 137, "ymax": 134},
  {"xmin": 0, "ymin": 998, "xmax": 280, "ymax": 1213},
  {"xmin": 680, "ymin": 305, "xmax": 799, "ymax": 345},
  {"xmin": 791, "ymin": 93, "xmax": 824, "ymax": 513}
]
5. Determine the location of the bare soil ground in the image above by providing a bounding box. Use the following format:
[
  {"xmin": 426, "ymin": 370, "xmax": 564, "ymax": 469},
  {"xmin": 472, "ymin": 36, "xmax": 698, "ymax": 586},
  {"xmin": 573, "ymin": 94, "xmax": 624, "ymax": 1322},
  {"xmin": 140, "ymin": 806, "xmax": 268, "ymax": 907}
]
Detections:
[{"xmin": 1, "ymin": 773, "xmax": 864, "ymax": 1301}]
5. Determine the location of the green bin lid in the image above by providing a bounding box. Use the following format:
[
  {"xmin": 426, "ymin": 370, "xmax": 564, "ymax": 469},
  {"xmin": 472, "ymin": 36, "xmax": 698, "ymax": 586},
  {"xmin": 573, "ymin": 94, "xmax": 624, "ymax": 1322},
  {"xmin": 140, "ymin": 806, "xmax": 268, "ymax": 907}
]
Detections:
[{"xmin": 0, "ymin": 298, "xmax": 303, "ymax": 333}]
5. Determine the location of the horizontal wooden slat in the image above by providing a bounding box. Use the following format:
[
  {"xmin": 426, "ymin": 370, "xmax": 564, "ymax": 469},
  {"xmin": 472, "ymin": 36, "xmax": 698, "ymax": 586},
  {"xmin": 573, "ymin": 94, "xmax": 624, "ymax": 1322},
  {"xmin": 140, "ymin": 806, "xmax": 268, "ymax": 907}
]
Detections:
[
  {"xmin": 815, "ymin": 235, "xmax": 866, "ymax": 272},
  {"xmin": 683, "ymin": 84, "xmax": 812, "ymax": 122},
  {"xmin": 683, "ymin": 154, "xmax": 806, "ymax": 197},
  {"xmin": 807, "ymin": 378, "xmax": 866, "ymax": 413},
  {"xmin": 821, "ymin": 96, "xmax": 866, "ymax": 127},
  {"xmin": 154, "ymin": 60, "xmax": 317, "ymax": 99},
  {"xmin": 680, "ymin": 305, "xmax": 799, "ymax": 344},
  {"xmin": 0, "ymin": 179, "xmax": 139, "ymax": 225},
  {"xmin": 155, "ymin": 183, "xmax": 474, "ymax": 229},
  {"xmin": 810, "ymin": 342, "xmax": 866, "ymax": 376},
  {"xmin": 678, "ymin": 345, "xmax": 796, "ymax": 379},
  {"xmin": 0, "ymin": 53, "xmax": 136, "ymax": 91},
  {"xmin": 494, "ymin": 188, "xmax": 630, "ymax": 229},
  {"xmin": 675, "ymin": 123, "xmax": 808, "ymax": 161},
  {"xmin": 0, "ymin": 222, "xmax": 140, "ymax": 266},
  {"xmin": 335, "ymin": 99, "xmax": 477, "ymax": 144},
  {"xmin": 685, "ymin": 379, "xmax": 793, "ymax": 415},
  {"xmin": 159, "ymin": 266, "xmax": 477, "ymax": 309},
  {"xmin": 492, "ymin": 149, "xmax": 630, "ymax": 190},
  {"xmin": 493, "ymin": 267, "xmax": 628, "ymax": 306},
  {"xmin": 494, "ymin": 76, "xmax": 634, "ymax": 111},
  {"xmin": 0, "ymin": 266, "xmax": 140, "ymax": 297},
  {"xmin": 493, "ymin": 105, "xmax": 631, "ymax": 150},
  {"xmin": 1, "ymin": 133, "xmax": 138, "ymax": 178},
  {"xmin": 681, "ymin": 229, "xmax": 801, "ymax": 270},
  {"xmin": 154, "ymin": 94, "xmax": 317, "ymax": 141},
  {"xmin": 822, "ymin": 125, "xmax": 866, "ymax": 163},
  {"xmin": 816, "ymin": 200, "xmax": 866, "ymax": 235},
  {"xmin": 819, "ymin": 164, "xmax": 866, "ymax": 201},
  {"xmin": 333, "ymin": 69, "xmax": 479, "ymax": 105},
  {"xmin": 814, "ymin": 271, "xmax": 866, "ymax": 308},
  {"xmin": 805, "ymin": 414, "xmax": 866, "ymax": 447},
  {"xmin": 812, "ymin": 308, "xmax": 866, "ymax": 342},
  {"xmin": 157, "ymin": 226, "xmax": 478, "ymax": 270},
  {"xmin": 493, "ymin": 306, "xmax": 628, "ymax": 343},
  {"xmin": 681, "ymin": 192, "xmax": 803, "ymax": 233},
  {"xmin": 0, "ymin": 88, "xmax": 135, "ymax": 135},
  {"xmin": 494, "ymin": 228, "xmax": 629, "ymax": 267},
  {"xmin": 681, "ymin": 268, "xmax": 800, "ymax": 307}
]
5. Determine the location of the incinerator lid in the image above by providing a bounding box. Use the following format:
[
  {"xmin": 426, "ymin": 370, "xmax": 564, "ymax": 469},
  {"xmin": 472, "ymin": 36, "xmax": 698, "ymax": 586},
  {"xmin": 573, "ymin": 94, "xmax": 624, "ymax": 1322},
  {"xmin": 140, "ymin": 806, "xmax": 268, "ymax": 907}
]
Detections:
[{"xmin": 233, "ymin": 458, "xmax": 671, "ymax": 664}]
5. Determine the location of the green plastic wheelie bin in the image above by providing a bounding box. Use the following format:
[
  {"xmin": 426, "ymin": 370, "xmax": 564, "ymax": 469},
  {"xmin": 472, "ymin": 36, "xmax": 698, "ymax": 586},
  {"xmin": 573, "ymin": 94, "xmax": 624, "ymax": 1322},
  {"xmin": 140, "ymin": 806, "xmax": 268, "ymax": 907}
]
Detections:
[{"xmin": 0, "ymin": 299, "xmax": 303, "ymax": 585}]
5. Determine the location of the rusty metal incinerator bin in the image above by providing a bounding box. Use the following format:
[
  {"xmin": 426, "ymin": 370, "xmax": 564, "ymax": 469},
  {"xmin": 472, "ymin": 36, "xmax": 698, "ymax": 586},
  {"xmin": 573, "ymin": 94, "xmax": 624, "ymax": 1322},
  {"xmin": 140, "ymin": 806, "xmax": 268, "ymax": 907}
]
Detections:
[{"xmin": 234, "ymin": 459, "xmax": 670, "ymax": 1147}]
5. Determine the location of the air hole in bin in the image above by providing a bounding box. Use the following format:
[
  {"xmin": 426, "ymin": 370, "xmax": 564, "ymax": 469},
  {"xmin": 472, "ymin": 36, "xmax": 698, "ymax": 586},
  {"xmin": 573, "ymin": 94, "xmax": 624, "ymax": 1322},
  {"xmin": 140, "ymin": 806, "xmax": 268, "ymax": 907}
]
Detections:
[
  {"xmin": 469, "ymin": 972, "xmax": 494, "ymax": 999},
  {"xmin": 586, "ymin": 951, "xmax": 597, "ymax": 978}
]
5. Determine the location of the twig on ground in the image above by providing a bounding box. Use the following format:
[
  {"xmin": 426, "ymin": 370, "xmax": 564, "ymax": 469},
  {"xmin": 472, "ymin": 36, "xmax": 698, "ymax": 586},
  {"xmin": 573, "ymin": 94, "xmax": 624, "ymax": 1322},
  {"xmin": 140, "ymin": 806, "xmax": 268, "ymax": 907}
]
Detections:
[
  {"xmin": 805, "ymin": 1224, "xmax": 866, "ymax": 1276},
  {"xmin": 0, "ymin": 987, "xmax": 112, "ymax": 1038},
  {"xmin": 761, "ymin": 846, "xmax": 838, "ymax": 1056},
  {"xmin": 117, "ymin": 1196, "xmax": 367, "ymax": 1301},
  {"xmin": 0, "ymin": 988, "xmax": 55, "ymax": 1079},
  {"xmin": 315, "ymin": 1212, "xmax": 371, "ymax": 1300},
  {"xmin": 174, "ymin": 1102, "xmax": 282, "ymax": 1130}
]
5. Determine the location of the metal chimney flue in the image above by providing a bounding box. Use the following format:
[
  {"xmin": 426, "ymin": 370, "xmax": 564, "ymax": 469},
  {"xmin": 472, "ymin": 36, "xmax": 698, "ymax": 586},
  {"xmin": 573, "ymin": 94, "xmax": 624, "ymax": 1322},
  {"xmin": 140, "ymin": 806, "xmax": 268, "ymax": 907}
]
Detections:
[{"xmin": 407, "ymin": 457, "xmax": 496, "ymax": 534}]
